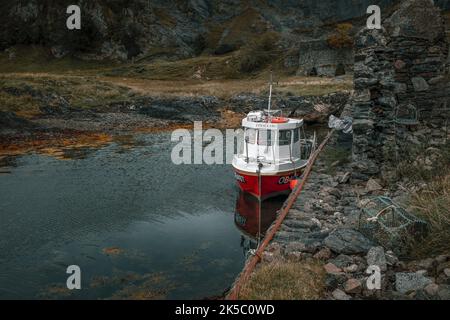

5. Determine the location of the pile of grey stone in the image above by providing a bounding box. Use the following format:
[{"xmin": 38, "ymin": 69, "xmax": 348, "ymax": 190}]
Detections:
[
  {"xmin": 264, "ymin": 158, "xmax": 450, "ymax": 300},
  {"xmin": 351, "ymin": 0, "xmax": 449, "ymax": 183}
]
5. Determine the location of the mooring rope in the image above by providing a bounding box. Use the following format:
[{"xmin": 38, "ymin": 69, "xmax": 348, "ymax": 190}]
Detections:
[{"xmin": 226, "ymin": 129, "xmax": 336, "ymax": 300}]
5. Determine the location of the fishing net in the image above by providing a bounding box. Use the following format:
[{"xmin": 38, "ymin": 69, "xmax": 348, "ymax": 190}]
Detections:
[{"xmin": 358, "ymin": 196, "xmax": 428, "ymax": 256}]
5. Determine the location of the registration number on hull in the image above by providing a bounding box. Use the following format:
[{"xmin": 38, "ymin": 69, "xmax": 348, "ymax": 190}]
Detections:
[{"xmin": 278, "ymin": 175, "xmax": 296, "ymax": 185}]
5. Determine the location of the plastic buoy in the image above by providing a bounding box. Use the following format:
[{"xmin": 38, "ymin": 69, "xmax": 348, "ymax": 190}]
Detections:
[
  {"xmin": 289, "ymin": 179, "xmax": 298, "ymax": 190},
  {"xmin": 271, "ymin": 117, "xmax": 289, "ymax": 123}
]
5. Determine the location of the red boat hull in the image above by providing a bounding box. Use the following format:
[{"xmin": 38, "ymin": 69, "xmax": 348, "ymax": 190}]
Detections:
[
  {"xmin": 234, "ymin": 192, "xmax": 283, "ymax": 238},
  {"xmin": 234, "ymin": 169, "xmax": 301, "ymax": 199}
]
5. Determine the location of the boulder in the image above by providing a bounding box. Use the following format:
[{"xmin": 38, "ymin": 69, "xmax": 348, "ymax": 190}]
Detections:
[
  {"xmin": 314, "ymin": 247, "xmax": 332, "ymax": 260},
  {"xmin": 385, "ymin": 250, "xmax": 399, "ymax": 266},
  {"xmin": 395, "ymin": 272, "xmax": 433, "ymax": 294},
  {"xmin": 324, "ymin": 229, "xmax": 374, "ymax": 254},
  {"xmin": 366, "ymin": 179, "xmax": 383, "ymax": 192},
  {"xmin": 324, "ymin": 263, "xmax": 343, "ymax": 274},
  {"xmin": 366, "ymin": 246, "xmax": 387, "ymax": 271},
  {"xmin": 344, "ymin": 278, "xmax": 362, "ymax": 294},
  {"xmin": 331, "ymin": 289, "xmax": 352, "ymax": 300},
  {"xmin": 332, "ymin": 289, "xmax": 351, "ymax": 300},
  {"xmin": 330, "ymin": 254, "xmax": 353, "ymax": 269},
  {"xmin": 443, "ymin": 268, "xmax": 450, "ymax": 278},
  {"xmin": 437, "ymin": 285, "xmax": 450, "ymax": 300},
  {"xmin": 344, "ymin": 264, "xmax": 359, "ymax": 273},
  {"xmin": 411, "ymin": 77, "xmax": 430, "ymax": 92},
  {"xmin": 424, "ymin": 283, "xmax": 440, "ymax": 296}
]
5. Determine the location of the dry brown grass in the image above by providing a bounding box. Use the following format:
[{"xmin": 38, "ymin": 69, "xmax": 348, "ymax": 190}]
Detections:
[
  {"xmin": 273, "ymin": 77, "xmax": 352, "ymax": 97},
  {"xmin": 0, "ymin": 45, "xmax": 352, "ymax": 120},
  {"xmin": 0, "ymin": 90, "xmax": 41, "ymax": 117},
  {"xmin": 0, "ymin": 73, "xmax": 133, "ymax": 114},
  {"xmin": 0, "ymin": 45, "xmax": 353, "ymax": 101},
  {"xmin": 0, "ymin": 72, "xmax": 352, "ymax": 119},
  {"xmin": 395, "ymin": 142, "xmax": 450, "ymax": 258},
  {"xmin": 409, "ymin": 173, "xmax": 450, "ymax": 257},
  {"xmin": 100, "ymin": 75, "xmax": 352, "ymax": 99},
  {"xmin": 238, "ymin": 258, "xmax": 325, "ymax": 300}
]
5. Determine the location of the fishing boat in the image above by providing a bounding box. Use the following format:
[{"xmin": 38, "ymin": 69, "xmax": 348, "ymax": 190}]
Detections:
[{"xmin": 232, "ymin": 76, "xmax": 316, "ymax": 200}]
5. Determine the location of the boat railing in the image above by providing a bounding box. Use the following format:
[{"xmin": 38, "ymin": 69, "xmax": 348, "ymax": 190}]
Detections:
[
  {"xmin": 236, "ymin": 154, "xmax": 273, "ymax": 165},
  {"xmin": 300, "ymin": 135, "xmax": 316, "ymax": 161},
  {"xmin": 236, "ymin": 153, "xmax": 307, "ymax": 167}
]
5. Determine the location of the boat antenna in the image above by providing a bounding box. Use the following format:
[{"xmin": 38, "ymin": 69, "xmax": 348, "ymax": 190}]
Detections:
[{"xmin": 267, "ymin": 70, "xmax": 273, "ymax": 121}]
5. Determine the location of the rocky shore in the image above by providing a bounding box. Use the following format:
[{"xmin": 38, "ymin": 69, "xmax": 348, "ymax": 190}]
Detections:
[
  {"xmin": 247, "ymin": 0, "xmax": 450, "ymax": 300},
  {"xmin": 261, "ymin": 139, "xmax": 450, "ymax": 300},
  {"xmin": 0, "ymin": 91, "xmax": 350, "ymax": 151}
]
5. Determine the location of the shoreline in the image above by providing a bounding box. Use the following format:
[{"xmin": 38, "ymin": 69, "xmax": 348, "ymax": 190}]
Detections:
[
  {"xmin": 0, "ymin": 89, "xmax": 349, "ymax": 158},
  {"xmin": 227, "ymin": 131, "xmax": 450, "ymax": 300}
]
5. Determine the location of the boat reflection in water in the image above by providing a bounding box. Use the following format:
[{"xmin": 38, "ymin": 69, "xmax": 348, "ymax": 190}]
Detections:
[{"xmin": 234, "ymin": 191, "xmax": 287, "ymax": 256}]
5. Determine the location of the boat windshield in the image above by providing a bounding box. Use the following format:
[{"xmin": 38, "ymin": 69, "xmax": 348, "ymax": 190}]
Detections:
[
  {"xmin": 244, "ymin": 128, "xmax": 257, "ymax": 144},
  {"xmin": 279, "ymin": 130, "xmax": 292, "ymax": 146},
  {"xmin": 243, "ymin": 127, "xmax": 302, "ymax": 149},
  {"xmin": 294, "ymin": 128, "xmax": 300, "ymax": 143},
  {"xmin": 257, "ymin": 130, "xmax": 272, "ymax": 146}
]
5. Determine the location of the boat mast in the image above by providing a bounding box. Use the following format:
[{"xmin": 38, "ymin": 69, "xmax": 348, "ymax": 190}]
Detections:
[{"xmin": 267, "ymin": 70, "xmax": 273, "ymax": 121}]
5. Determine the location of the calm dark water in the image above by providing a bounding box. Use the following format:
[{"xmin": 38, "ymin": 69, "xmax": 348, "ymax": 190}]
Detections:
[{"xmin": 0, "ymin": 132, "xmax": 284, "ymax": 299}]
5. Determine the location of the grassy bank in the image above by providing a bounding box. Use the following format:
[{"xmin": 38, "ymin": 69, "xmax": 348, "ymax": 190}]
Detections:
[
  {"xmin": 0, "ymin": 73, "xmax": 351, "ymax": 117},
  {"xmin": 99, "ymin": 76, "xmax": 351, "ymax": 99},
  {"xmin": 0, "ymin": 45, "xmax": 352, "ymax": 119},
  {"xmin": 0, "ymin": 49, "xmax": 352, "ymax": 118},
  {"xmin": 238, "ymin": 258, "xmax": 325, "ymax": 300},
  {"xmin": 396, "ymin": 142, "xmax": 450, "ymax": 258},
  {"xmin": 406, "ymin": 143, "xmax": 450, "ymax": 258},
  {"xmin": 0, "ymin": 74, "xmax": 136, "ymax": 117},
  {"xmin": 409, "ymin": 172, "xmax": 450, "ymax": 257}
]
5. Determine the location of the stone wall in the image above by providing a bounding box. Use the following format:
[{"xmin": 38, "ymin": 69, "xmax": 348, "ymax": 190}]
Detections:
[
  {"xmin": 297, "ymin": 40, "xmax": 354, "ymax": 76},
  {"xmin": 352, "ymin": 0, "xmax": 450, "ymax": 181}
]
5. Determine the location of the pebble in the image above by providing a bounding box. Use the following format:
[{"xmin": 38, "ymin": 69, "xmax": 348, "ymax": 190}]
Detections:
[
  {"xmin": 332, "ymin": 289, "xmax": 351, "ymax": 300},
  {"xmin": 424, "ymin": 283, "xmax": 440, "ymax": 296},
  {"xmin": 324, "ymin": 263, "xmax": 343, "ymax": 274},
  {"xmin": 344, "ymin": 278, "xmax": 363, "ymax": 294}
]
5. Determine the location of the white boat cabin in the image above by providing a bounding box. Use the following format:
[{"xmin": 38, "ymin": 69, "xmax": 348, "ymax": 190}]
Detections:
[{"xmin": 233, "ymin": 110, "xmax": 316, "ymax": 175}]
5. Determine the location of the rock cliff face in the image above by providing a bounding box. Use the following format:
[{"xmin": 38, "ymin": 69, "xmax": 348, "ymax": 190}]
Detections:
[
  {"xmin": 351, "ymin": 0, "xmax": 450, "ymax": 182},
  {"xmin": 1, "ymin": 1, "xmax": 449, "ymax": 75},
  {"xmin": 2, "ymin": 1, "xmax": 446, "ymax": 60}
]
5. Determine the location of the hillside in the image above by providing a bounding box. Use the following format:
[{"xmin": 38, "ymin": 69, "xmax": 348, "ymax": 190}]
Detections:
[
  {"xmin": 0, "ymin": 0, "xmax": 406, "ymax": 62},
  {"xmin": 2, "ymin": 0, "xmax": 449, "ymax": 79}
]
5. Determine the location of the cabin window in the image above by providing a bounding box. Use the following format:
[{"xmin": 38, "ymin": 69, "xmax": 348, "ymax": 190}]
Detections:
[
  {"xmin": 258, "ymin": 130, "xmax": 272, "ymax": 146},
  {"xmin": 293, "ymin": 128, "xmax": 300, "ymax": 143},
  {"xmin": 279, "ymin": 130, "xmax": 292, "ymax": 146},
  {"xmin": 244, "ymin": 128, "xmax": 257, "ymax": 144}
]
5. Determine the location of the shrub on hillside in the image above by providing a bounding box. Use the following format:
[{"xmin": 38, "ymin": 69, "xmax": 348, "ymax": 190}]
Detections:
[
  {"xmin": 239, "ymin": 32, "xmax": 279, "ymax": 73},
  {"xmin": 214, "ymin": 43, "xmax": 236, "ymax": 55},
  {"xmin": 327, "ymin": 23, "xmax": 354, "ymax": 49}
]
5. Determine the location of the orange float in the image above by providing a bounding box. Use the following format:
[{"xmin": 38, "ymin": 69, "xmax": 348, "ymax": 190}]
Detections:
[
  {"xmin": 289, "ymin": 179, "xmax": 298, "ymax": 190},
  {"xmin": 271, "ymin": 117, "xmax": 289, "ymax": 123}
]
